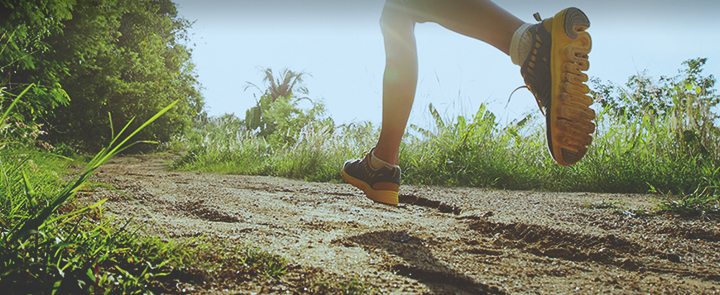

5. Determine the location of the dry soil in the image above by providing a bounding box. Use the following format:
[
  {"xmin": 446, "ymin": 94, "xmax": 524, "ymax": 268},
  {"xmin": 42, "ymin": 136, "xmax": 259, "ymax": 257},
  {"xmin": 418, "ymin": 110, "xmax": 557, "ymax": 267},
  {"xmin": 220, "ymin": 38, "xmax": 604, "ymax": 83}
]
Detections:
[{"xmin": 78, "ymin": 155, "xmax": 720, "ymax": 294}]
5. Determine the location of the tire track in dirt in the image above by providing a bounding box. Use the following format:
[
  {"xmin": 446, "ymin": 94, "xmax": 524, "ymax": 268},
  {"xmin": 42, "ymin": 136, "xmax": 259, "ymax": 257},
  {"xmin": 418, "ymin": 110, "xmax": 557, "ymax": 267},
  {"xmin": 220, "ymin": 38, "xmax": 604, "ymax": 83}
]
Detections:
[{"xmin": 78, "ymin": 155, "xmax": 720, "ymax": 294}]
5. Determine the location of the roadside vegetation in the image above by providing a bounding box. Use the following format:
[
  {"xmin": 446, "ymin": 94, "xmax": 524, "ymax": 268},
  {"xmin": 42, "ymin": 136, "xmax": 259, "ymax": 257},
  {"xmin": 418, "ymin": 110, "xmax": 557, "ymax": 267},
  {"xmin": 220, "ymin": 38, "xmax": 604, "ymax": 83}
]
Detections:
[
  {"xmin": 171, "ymin": 58, "xmax": 719, "ymax": 216},
  {"xmin": 1, "ymin": 0, "xmax": 203, "ymax": 153}
]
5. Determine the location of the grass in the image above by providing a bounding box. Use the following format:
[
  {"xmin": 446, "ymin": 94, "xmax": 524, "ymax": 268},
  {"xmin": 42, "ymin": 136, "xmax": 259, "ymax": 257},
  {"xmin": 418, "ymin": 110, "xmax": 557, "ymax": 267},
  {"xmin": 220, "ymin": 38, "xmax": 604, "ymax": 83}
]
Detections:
[
  {"xmin": 0, "ymin": 90, "xmax": 187, "ymax": 293},
  {"xmin": 650, "ymin": 184, "xmax": 719, "ymax": 216},
  {"xmin": 168, "ymin": 115, "xmax": 379, "ymax": 183},
  {"xmin": 0, "ymin": 94, "xmax": 374, "ymax": 293},
  {"xmin": 170, "ymin": 101, "xmax": 719, "ymax": 197}
]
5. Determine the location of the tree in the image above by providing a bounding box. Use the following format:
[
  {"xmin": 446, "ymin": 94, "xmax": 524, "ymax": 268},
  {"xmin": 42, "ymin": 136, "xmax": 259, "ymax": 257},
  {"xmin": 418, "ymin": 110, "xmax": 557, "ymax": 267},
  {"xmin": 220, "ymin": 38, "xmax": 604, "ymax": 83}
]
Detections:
[
  {"xmin": 244, "ymin": 68, "xmax": 311, "ymax": 133},
  {"xmin": 0, "ymin": 0, "xmax": 74, "ymax": 121},
  {"xmin": 592, "ymin": 58, "xmax": 718, "ymax": 119},
  {"xmin": 245, "ymin": 68, "xmax": 311, "ymax": 103},
  {"xmin": 242, "ymin": 68, "xmax": 331, "ymax": 144},
  {"xmin": 1, "ymin": 0, "xmax": 204, "ymax": 151}
]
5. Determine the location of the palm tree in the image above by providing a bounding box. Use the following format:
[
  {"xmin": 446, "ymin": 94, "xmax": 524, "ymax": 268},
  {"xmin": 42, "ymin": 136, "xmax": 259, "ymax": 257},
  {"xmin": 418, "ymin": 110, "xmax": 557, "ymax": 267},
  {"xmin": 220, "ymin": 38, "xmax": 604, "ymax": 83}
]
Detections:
[
  {"xmin": 244, "ymin": 68, "xmax": 311, "ymax": 103},
  {"xmin": 242, "ymin": 68, "xmax": 312, "ymax": 133}
]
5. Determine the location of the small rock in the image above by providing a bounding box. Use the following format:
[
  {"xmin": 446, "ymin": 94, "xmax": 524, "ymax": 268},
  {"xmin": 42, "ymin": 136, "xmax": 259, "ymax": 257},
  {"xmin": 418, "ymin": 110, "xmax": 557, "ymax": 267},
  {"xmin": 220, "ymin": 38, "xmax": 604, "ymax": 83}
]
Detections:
[
  {"xmin": 620, "ymin": 258, "xmax": 640, "ymax": 271},
  {"xmin": 667, "ymin": 252, "xmax": 681, "ymax": 263}
]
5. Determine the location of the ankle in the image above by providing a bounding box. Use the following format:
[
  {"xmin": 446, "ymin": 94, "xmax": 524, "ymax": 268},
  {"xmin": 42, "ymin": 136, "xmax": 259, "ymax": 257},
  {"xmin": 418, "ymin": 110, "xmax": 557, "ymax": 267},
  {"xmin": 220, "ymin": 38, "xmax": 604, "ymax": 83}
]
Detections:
[
  {"xmin": 510, "ymin": 23, "xmax": 533, "ymax": 66},
  {"xmin": 370, "ymin": 149, "xmax": 400, "ymax": 170}
]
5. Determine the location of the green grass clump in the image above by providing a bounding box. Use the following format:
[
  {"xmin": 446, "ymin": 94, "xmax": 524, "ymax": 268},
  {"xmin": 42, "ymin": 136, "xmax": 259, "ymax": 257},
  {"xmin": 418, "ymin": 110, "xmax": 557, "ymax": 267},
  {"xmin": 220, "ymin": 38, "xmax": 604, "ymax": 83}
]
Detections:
[
  {"xmin": 0, "ymin": 92, "xmax": 221, "ymax": 293},
  {"xmin": 2, "ymin": 211, "xmax": 186, "ymax": 294},
  {"xmin": 337, "ymin": 277, "xmax": 373, "ymax": 295},
  {"xmin": 400, "ymin": 103, "xmax": 547, "ymax": 189},
  {"xmin": 299, "ymin": 276, "xmax": 374, "ymax": 295},
  {"xmin": 650, "ymin": 185, "xmax": 719, "ymax": 216}
]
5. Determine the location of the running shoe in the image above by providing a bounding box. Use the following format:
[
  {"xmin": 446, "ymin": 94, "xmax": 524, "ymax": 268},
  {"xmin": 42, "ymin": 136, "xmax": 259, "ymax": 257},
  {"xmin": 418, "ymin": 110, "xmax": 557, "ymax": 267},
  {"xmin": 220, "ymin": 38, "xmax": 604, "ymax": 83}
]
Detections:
[
  {"xmin": 341, "ymin": 149, "xmax": 401, "ymax": 205},
  {"xmin": 521, "ymin": 7, "xmax": 596, "ymax": 166}
]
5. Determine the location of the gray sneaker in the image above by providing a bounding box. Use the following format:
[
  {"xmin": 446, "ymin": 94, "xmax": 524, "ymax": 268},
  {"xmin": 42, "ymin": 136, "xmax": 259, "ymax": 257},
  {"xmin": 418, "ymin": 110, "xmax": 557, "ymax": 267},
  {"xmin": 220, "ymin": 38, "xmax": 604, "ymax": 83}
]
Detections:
[{"xmin": 341, "ymin": 149, "xmax": 401, "ymax": 205}]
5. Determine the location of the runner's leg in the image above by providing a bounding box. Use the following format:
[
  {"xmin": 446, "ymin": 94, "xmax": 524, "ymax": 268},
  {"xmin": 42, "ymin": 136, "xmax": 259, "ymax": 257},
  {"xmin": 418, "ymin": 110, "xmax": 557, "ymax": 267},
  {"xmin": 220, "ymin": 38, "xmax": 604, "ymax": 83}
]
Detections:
[{"xmin": 374, "ymin": 0, "xmax": 524, "ymax": 164}]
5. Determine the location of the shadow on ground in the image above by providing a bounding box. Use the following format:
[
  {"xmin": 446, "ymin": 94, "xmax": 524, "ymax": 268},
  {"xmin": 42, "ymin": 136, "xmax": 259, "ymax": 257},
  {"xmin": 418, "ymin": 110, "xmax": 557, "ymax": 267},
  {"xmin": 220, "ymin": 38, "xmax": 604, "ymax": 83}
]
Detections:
[{"xmin": 348, "ymin": 230, "xmax": 504, "ymax": 295}]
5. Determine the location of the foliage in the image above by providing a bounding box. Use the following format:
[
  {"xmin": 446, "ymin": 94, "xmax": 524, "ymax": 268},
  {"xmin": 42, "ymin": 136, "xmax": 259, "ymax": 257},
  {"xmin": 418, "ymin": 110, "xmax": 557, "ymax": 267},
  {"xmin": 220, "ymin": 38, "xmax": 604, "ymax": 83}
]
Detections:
[
  {"xmin": 593, "ymin": 57, "xmax": 718, "ymax": 120},
  {"xmin": 650, "ymin": 184, "xmax": 719, "ymax": 216},
  {"xmin": 0, "ymin": 87, "xmax": 182, "ymax": 293},
  {"xmin": 0, "ymin": 85, "xmax": 55, "ymax": 151},
  {"xmin": 242, "ymin": 68, "xmax": 331, "ymax": 144},
  {"xmin": 0, "ymin": 0, "xmax": 203, "ymax": 152},
  {"xmin": 0, "ymin": 0, "xmax": 74, "ymax": 122},
  {"xmin": 172, "ymin": 58, "xmax": 719, "ymax": 198}
]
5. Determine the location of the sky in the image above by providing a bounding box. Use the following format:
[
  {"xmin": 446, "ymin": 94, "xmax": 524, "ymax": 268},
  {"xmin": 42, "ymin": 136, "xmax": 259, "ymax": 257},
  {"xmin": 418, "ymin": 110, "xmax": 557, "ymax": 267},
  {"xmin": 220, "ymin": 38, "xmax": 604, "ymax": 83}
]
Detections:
[{"xmin": 173, "ymin": 0, "xmax": 720, "ymax": 128}]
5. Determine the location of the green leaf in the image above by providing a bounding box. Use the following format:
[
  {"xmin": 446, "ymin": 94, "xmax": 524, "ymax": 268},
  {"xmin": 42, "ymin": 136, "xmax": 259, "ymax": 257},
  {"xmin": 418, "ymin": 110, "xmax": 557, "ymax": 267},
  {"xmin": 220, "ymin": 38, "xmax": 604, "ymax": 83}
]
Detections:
[
  {"xmin": 685, "ymin": 82, "xmax": 694, "ymax": 91},
  {"xmin": 22, "ymin": 170, "xmax": 38, "ymax": 212}
]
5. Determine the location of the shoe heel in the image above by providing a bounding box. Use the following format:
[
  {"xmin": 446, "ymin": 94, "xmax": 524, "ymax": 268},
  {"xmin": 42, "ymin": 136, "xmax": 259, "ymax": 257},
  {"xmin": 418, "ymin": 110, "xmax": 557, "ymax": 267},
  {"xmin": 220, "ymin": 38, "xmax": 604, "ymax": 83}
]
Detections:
[
  {"xmin": 367, "ymin": 190, "xmax": 399, "ymax": 206},
  {"xmin": 562, "ymin": 7, "xmax": 590, "ymax": 39}
]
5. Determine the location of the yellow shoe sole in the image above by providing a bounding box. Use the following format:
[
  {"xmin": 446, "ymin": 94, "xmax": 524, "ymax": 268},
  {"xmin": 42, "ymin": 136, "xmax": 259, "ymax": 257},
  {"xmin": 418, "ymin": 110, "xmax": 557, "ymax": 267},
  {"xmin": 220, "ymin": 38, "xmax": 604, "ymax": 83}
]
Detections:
[
  {"xmin": 548, "ymin": 8, "xmax": 595, "ymax": 166},
  {"xmin": 342, "ymin": 170, "xmax": 399, "ymax": 206}
]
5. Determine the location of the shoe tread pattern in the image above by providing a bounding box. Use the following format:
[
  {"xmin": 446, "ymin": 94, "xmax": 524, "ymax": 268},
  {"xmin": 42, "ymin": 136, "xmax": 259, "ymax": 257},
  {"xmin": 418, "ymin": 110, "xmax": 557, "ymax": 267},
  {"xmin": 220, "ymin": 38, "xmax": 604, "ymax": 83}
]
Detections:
[{"xmin": 521, "ymin": 7, "xmax": 595, "ymax": 166}]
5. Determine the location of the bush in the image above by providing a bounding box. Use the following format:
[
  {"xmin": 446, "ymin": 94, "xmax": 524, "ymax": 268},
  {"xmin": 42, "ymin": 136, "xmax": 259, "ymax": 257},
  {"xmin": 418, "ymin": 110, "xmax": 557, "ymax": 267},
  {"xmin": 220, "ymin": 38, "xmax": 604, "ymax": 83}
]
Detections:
[{"xmin": 1, "ymin": 0, "xmax": 204, "ymax": 152}]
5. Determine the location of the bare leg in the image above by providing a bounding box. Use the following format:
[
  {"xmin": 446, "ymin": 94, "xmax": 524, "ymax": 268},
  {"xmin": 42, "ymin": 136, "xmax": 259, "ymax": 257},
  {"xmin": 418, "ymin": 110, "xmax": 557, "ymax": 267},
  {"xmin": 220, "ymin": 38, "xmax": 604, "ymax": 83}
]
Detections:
[{"xmin": 374, "ymin": 0, "xmax": 525, "ymax": 164}]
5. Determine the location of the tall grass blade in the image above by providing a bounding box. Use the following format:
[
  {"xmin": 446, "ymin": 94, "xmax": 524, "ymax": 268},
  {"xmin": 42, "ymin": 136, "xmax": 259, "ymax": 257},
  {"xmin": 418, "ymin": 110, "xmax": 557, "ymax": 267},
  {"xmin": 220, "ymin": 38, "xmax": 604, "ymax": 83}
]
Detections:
[
  {"xmin": 0, "ymin": 83, "xmax": 33, "ymax": 123},
  {"xmin": 21, "ymin": 170, "xmax": 37, "ymax": 213},
  {"xmin": 6, "ymin": 99, "xmax": 180, "ymax": 244}
]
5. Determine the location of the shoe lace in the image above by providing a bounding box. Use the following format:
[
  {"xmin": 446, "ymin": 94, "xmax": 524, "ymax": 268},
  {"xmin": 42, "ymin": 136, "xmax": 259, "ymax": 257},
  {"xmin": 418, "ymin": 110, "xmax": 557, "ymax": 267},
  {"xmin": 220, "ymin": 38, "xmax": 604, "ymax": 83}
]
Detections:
[{"xmin": 506, "ymin": 86, "xmax": 546, "ymax": 116}]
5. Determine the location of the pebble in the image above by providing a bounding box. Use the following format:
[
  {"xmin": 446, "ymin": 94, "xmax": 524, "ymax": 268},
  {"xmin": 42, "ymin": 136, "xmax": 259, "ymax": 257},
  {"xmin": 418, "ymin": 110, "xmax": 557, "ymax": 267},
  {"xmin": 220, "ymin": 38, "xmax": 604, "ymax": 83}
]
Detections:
[{"xmin": 667, "ymin": 252, "xmax": 681, "ymax": 263}]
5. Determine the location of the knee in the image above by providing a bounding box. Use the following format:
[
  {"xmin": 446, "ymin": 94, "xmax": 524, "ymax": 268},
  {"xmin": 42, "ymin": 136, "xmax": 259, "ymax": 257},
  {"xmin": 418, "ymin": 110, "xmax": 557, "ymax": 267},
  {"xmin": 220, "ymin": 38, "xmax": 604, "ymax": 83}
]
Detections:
[{"xmin": 379, "ymin": 0, "xmax": 414, "ymax": 34}]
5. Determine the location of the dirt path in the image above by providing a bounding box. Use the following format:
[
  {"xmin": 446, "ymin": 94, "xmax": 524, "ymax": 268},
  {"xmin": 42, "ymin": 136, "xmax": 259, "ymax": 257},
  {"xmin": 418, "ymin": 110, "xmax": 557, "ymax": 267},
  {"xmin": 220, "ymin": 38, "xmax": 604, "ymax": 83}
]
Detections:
[{"xmin": 78, "ymin": 155, "xmax": 720, "ymax": 294}]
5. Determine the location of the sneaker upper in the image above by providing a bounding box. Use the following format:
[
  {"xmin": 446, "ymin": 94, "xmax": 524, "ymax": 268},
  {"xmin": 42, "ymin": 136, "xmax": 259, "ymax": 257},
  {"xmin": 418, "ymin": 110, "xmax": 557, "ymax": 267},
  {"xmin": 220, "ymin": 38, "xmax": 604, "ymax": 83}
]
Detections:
[{"xmin": 342, "ymin": 152, "xmax": 401, "ymax": 190}]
